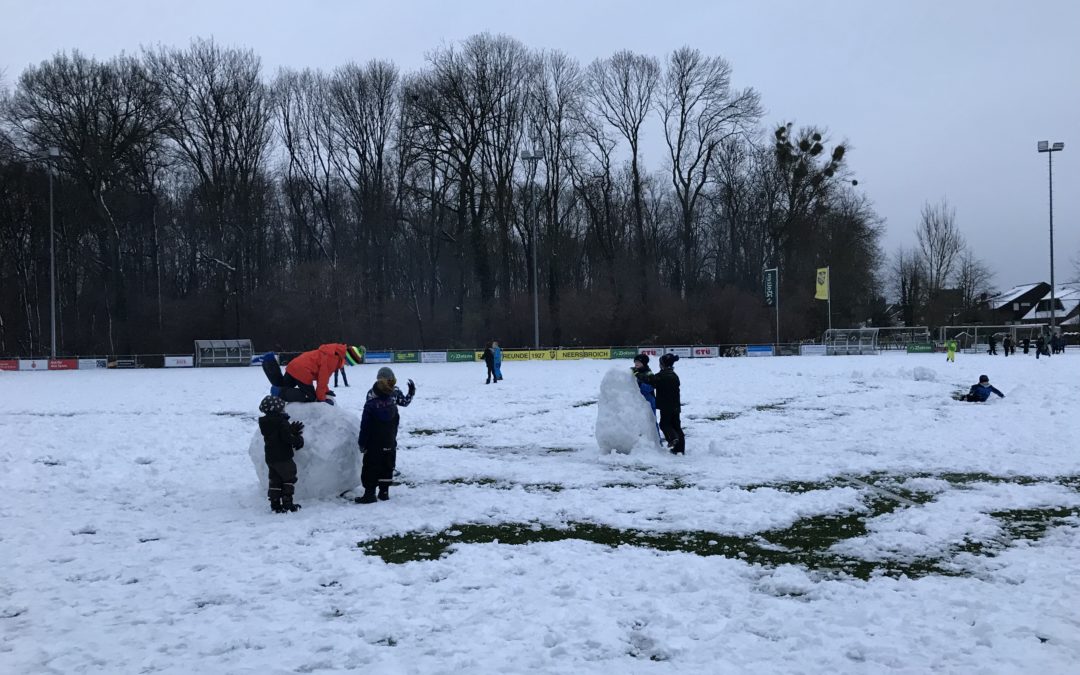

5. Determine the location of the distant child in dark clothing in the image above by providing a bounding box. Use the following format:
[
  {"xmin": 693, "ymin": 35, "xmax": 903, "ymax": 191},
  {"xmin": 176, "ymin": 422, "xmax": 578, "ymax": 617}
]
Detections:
[
  {"xmin": 258, "ymin": 395, "xmax": 305, "ymax": 513},
  {"xmin": 482, "ymin": 342, "xmax": 497, "ymax": 384},
  {"xmin": 964, "ymin": 375, "xmax": 1005, "ymax": 402},
  {"xmin": 636, "ymin": 353, "xmax": 685, "ymax": 454},
  {"xmin": 355, "ymin": 367, "xmax": 416, "ymax": 504}
]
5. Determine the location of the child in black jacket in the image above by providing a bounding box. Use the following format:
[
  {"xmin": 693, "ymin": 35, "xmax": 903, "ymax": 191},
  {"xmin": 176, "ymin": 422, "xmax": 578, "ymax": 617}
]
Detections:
[
  {"xmin": 355, "ymin": 367, "xmax": 416, "ymax": 504},
  {"xmin": 636, "ymin": 353, "xmax": 685, "ymax": 454},
  {"xmin": 258, "ymin": 395, "xmax": 305, "ymax": 513}
]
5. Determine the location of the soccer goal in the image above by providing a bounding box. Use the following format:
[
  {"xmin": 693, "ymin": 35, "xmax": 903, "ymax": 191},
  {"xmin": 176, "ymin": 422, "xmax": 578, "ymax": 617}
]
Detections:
[
  {"xmin": 938, "ymin": 324, "xmax": 1048, "ymax": 352},
  {"xmin": 874, "ymin": 326, "xmax": 931, "ymax": 351}
]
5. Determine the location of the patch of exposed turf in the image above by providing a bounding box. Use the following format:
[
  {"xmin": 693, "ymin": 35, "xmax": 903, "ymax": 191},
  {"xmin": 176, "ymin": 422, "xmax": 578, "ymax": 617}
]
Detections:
[
  {"xmin": 410, "ymin": 428, "xmax": 456, "ymax": 436},
  {"xmin": 359, "ymin": 473, "xmax": 1080, "ymax": 579},
  {"xmin": 703, "ymin": 411, "xmax": 741, "ymax": 422},
  {"xmin": 754, "ymin": 401, "xmax": 790, "ymax": 412}
]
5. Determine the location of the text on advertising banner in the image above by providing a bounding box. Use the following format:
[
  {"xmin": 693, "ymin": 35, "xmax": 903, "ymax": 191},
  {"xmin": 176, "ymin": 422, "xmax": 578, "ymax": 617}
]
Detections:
[{"xmin": 556, "ymin": 349, "xmax": 612, "ymax": 360}]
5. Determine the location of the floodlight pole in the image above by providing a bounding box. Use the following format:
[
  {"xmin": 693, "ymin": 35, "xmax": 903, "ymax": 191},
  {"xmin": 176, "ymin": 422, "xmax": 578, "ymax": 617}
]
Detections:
[
  {"xmin": 1037, "ymin": 141, "xmax": 1064, "ymax": 331},
  {"xmin": 47, "ymin": 147, "xmax": 60, "ymax": 360},
  {"xmin": 521, "ymin": 146, "xmax": 544, "ymax": 349}
]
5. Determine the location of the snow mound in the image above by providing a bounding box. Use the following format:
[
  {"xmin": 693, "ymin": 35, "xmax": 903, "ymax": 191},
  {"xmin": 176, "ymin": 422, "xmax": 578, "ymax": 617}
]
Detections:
[
  {"xmin": 912, "ymin": 367, "xmax": 937, "ymax": 382},
  {"xmin": 248, "ymin": 402, "xmax": 362, "ymax": 499},
  {"xmin": 595, "ymin": 367, "xmax": 662, "ymax": 455}
]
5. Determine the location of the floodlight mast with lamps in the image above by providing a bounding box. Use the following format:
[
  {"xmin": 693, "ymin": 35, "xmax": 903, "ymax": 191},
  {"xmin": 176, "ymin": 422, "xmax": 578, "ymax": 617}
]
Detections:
[
  {"xmin": 520, "ymin": 146, "xmax": 545, "ymax": 348},
  {"xmin": 1037, "ymin": 140, "xmax": 1064, "ymax": 329}
]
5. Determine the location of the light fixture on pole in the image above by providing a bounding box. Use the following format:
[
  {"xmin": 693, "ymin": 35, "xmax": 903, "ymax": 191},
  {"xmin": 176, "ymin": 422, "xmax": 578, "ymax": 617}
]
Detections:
[
  {"xmin": 520, "ymin": 145, "xmax": 544, "ymax": 349},
  {"xmin": 1037, "ymin": 140, "xmax": 1064, "ymax": 330}
]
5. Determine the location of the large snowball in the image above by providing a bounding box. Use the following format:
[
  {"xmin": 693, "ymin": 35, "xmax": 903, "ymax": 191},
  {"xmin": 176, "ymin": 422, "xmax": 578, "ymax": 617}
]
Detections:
[
  {"xmin": 248, "ymin": 402, "xmax": 362, "ymax": 499},
  {"xmin": 595, "ymin": 367, "xmax": 663, "ymax": 455}
]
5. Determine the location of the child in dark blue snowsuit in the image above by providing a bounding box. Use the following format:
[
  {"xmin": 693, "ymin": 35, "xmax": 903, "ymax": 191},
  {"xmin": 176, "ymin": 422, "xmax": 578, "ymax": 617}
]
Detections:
[
  {"xmin": 355, "ymin": 367, "xmax": 415, "ymax": 504},
  {"xmin": 632, "ymin": 353, "xmax": 660, "ymax": 437},
  {"xmin": 964, "ymin": 375, "xmax": 1005, "ymax": 402}
]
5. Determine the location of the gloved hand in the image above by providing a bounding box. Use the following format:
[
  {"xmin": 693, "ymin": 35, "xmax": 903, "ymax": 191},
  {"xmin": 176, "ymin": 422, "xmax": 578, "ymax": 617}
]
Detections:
[
  {"xmin": 289, "ymin": 420, "xmax": 304, "ymax": 435},
  {"xmin": 407, "ymin": 379, "xmax": 416, "ymax": 397}
]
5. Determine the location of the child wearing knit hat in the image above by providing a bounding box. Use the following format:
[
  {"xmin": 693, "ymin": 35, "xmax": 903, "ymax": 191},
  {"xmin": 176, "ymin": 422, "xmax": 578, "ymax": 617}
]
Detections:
[{"xmin": 355, "ymin": 366, "xmax": 416, "ymax": 503}]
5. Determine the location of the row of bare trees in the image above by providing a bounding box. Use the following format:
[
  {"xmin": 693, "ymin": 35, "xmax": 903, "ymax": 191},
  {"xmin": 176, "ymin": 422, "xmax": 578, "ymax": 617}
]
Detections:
[
  {"xmin": 0, "ymin": 35, "xmax": 886, "ymax": 356},
  {"xmin": 891, "ymin": 199, "xmax": 996, "ymax": 326}
]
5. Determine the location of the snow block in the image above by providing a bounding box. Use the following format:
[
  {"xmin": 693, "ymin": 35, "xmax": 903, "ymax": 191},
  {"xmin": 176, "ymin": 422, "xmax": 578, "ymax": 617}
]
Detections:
[
  {"xmin": 248, "ymin": 402, "xmax": 362, "ymax": 499},
  {"xmin": 595, "ymin": 367, "xmax": 663, "ymax": 455}
]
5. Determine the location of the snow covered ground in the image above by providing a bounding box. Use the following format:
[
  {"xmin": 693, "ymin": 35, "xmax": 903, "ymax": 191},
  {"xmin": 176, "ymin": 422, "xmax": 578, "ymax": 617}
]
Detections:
[{"xmin": 3, "ymin": 352, "xmax": 1079, "ymax": 673}]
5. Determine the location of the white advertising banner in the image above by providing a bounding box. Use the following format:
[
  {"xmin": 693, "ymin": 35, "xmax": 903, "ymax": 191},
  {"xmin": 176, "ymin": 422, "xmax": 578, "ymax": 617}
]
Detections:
[
  {"xmin": 420, "ymin": 351, "xmax": 448, "ymax": 363},
  {"xmin": 691, "ymin": 346, "xmax": 720, "ymax": 358},
  {"xmin": 637, "ymin": 346, "xmax": 662, "ymax": 358},
  {"xmin": 665, "ymin": 346, "xmax": 693, "ymax": 358},
  {"xmin": 165, "ymin": 355, "xmax": 195, "ymax": 368},
  {"xmin": 78, "ymin": 358, "xmax": 107, "ymax": 369},
  {"xmin": 799, "ymin": 345, "xmax": 828, "ymax": 356},
  {"xmin": 18, "ymin": 359, "xmax": 49, "ymax": 371}
]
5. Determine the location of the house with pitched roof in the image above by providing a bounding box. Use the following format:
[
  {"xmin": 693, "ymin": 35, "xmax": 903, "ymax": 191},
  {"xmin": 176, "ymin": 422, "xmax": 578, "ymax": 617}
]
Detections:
[
  {"xmin": 1020, "ymin": 286, "xmax": 1080, "ymax": 325},
  {"xmin": 984, "ymin": 282, "xmax": 1051, "ymax": 324}
]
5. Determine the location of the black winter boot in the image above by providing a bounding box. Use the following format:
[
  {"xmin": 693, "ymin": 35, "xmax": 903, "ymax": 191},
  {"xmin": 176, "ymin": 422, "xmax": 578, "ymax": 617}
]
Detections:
[
  {"xmin": 270, "ymin": 497, "xmax": 285, "ymax": 513},
  {"xmin": 282, "ymin": 495, "xmax": 302, "ymax": 512},
  {"xmin": 378, "ymin": 485, "xmax": 390, "ymax": 501},
  {"xmin": 355, "ymin": 490, "xmax": 377, "ymax": 504}
]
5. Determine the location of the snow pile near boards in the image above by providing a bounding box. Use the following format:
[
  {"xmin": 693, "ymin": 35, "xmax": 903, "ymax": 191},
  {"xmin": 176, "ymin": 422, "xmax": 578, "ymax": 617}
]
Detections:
[
  {"xmin": 247, "ymin": 402, "xmax": 361, "ymax": 499},
  {"xmin": 595, "ymin": 366, "xmax": 662, "ymax": 454}
]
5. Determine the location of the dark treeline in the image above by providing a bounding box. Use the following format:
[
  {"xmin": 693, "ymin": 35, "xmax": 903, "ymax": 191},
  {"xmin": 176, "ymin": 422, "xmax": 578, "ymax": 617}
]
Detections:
[{"xmin": 0, "ymin": 35, "xmax": 887, "ymax": 356}]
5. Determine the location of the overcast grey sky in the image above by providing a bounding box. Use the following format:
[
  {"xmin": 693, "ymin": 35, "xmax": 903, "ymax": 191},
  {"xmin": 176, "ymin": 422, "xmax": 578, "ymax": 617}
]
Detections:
[{"xmin": 3, "ymin": 0, "xmax": 1078, "ymax": 292}]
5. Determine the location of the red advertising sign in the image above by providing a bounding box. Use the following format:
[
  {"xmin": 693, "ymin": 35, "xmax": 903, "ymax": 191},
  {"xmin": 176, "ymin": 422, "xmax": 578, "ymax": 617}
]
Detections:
[
  {"xmin": 0, "ymin": 359, "xmax": 17, "ymax": 371},
  {"xmin": 48, "ymin": 359, "xmax": 78, "ymax": 370}
]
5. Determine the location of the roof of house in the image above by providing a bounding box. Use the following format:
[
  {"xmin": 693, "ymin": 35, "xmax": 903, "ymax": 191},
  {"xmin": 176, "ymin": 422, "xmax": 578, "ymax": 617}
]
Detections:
[
  {"xmin": 988, "ymin": 282, "xmax": 1048, "ymax": 309},
  {"xmin": 1020, "ymin": 286, "xmax": 1080, "ymax": 322}
]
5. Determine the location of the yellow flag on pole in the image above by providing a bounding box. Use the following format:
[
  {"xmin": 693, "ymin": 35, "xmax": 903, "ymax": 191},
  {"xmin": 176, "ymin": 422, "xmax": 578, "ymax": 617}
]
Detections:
[{"xmin": 815, "ymin": 267, "xmax": 830, "ymax": 300}]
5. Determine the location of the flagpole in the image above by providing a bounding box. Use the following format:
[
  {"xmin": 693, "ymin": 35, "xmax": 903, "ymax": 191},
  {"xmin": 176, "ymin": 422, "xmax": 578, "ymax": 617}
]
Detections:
[
  {"xmin": 827, "ymin": 266, "xmax": 832, "ymax": 331},
  {"xmin": 775, "ymin": 268, "xmax": 780, "ymax": 346}
]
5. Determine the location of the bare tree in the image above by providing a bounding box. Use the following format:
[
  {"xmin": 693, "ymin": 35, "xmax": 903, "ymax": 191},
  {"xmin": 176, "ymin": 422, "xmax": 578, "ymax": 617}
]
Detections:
[
  {"xmin": 147, "ymin": 39, "xmax": 274, "ymax": 333},
  {"xmin": 954, "ymin": 251, "xmax": 995, "ymax": 309},
  {"xmin": 771, "ymin": 123, "xmax": 850, "ymax": 284},
  {"xmin": 275, "ymin": 68, "xmax": 337, "ymax": 263},
  {"xmin": 916, "ymin": 198, "xmax": 964, "ymax": 298},
  {"xmin": 892, "ymin": 246, "xmax": 926, "ymax": 326},
  {"xmin": 5, "ymin": 51, "xmax": 165, "ymax": 351},
  {"xmin": 527, "ymin": 50, "xmax": 585, "ymax": 345},
  {"xmin": 587, "ymin": 50, "xmax": 659, "ymax": 300},
  {"xmin": 659, "ymin": 46, "xmax": 761, "ymax": 297}
]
